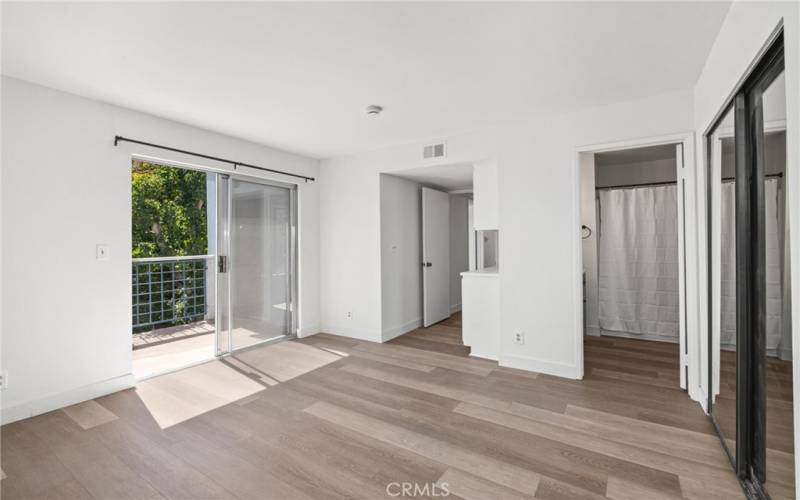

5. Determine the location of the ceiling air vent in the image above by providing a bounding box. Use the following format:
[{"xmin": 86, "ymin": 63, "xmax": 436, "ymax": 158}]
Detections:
[{"xmin": 423, "ymin": 142, "xmax": 446, "ymax": 160}]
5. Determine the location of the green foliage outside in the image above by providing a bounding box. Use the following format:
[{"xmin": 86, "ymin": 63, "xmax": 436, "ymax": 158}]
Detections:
[
  {"xmin": 131, "ymin": 161, "xmax": 209, "ymax": 333},
  {"xmin": 131, "ymin": 161, "xmax": 209, "ymax": 258}
]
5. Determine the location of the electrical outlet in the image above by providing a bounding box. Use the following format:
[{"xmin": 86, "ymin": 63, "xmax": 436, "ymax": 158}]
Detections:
[
  {"xmin": 346, "ymin": 311, "xmax": 352, "ymax": 320},
  {"xmin": 514, "ymin": 331, "xmax": 525, "ymax": 345}
]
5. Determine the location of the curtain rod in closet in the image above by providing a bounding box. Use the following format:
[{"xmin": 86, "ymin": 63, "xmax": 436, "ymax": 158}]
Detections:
[
  {"xmin": 595, "ymin": 172, "xmax": 783, "ymax": 191},
  {"xmin": 113, "ymin": 136, "xmax": 316, "ymax": 182}
]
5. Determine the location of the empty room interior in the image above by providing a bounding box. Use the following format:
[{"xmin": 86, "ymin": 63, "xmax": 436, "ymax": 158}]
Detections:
[{"xmin": 1, "ymin": 2, "xmax": 799, "ymax": 500}]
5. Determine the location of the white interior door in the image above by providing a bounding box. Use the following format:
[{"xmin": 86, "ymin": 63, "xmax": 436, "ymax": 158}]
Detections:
[
  {"xmin": 422, "ymin": 187, "xmax": 450, "ymax": 326},
  {"xmin": 676, "ymin": 142, "xmax": 688, "ymax": 390}
]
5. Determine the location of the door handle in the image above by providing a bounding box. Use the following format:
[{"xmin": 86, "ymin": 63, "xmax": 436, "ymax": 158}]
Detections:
[
  {"xmin": 422, "ymin": 262, "xmax": 432, "ymax": 267},
  {"xmin": 218, "ymin": 255, "xmax": 228, "ymax": 273}
]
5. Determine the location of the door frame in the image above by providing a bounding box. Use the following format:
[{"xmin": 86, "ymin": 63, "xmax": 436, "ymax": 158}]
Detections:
[{"xmin": 572, "ymin": 132, "xmax": 698, "ymax": 398}]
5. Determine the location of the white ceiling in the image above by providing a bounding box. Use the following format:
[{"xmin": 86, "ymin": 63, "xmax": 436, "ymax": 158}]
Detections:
[
  {"xmin": 1, "ymin": 2, "xmax": 730, "ymax": 159},
  {"xmin": 390, "ymin": 163, "xmax": 474, "ymax": 192}
]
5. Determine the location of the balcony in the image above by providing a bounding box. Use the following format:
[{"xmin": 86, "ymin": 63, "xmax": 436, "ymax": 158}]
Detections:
[{"xmin": 132, "ymin": 255, "xmax": 216, "ymax": 379}]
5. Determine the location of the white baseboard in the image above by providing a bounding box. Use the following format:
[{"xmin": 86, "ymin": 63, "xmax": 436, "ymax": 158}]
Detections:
[
  {"xmin": 382, "ymin": 318, "xmax": 422, "ymax": 342},
  {"xmin": 693, "ymin": 385, "xmax": 708, "ymax": 413},
  {"xmin": 585, "ymin": 325, "xmax": 600, "ymax": 337},
  {"xmin": 297, "ymin": 324, "xmax": 321, "ymax": 338},
  {"xmin": 450, "ymin": 303, "xmax": 462, "ymax": 314},
  {"xmin": 469, "ymin": 350, "xmax": 498, "ymax": 361},
  {"xmin": 499, "ymin": 354, "xmax": 579, "ymax": 379},
  {"xmin": 319, "ymin": 323, "xmax": 382, "ymax": 343},
  {"xmin": 1, "ymin": 373, "xmax": 136, "ymax": 425}
]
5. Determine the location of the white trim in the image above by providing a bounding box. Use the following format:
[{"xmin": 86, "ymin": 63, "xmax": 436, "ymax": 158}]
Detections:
[
  {"xmin": 297, "ymin": 325, "xmax": 321, "ymax": 338},
  {"xmin": 576, "ymin": 132, "xmax": 694, "ymax": 154},
  {"xmin": 573, "ymin": 131, "xmax": 700, "ymax": 401},
  {"xmin": 1, "ymin": 373, "xmax": 135, "ymax": 425},
  {"xmin": 382, "ymin": 318, "xmax": 423, "ymax": 342},
  {"xmin": 321, "ymin": 324, "xmax": 381, "ymax": 343},
  {"xmin": 450, "ymin": 303, "xmax": 462, "ymax": 314},
  {"xmin": 693, "ymin": 385, "xmax": 708, "ymax": 413},
  {"xmin": 469, "ymin": 351, "xmax": 498, "ymax": 362},
  {"xmin": 500, "ymin": 354, "xmax": 578, "ymax": 379}
]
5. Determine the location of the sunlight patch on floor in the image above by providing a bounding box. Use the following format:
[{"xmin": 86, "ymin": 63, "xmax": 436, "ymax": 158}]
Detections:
[
  {"xmin": 136, "ymin": 359, "xmax": 265, "ymax": 428},
  {"xmin": 231, "ymin": 341, "xmax": 346, "ymax": 383},
  {"xmin": 133, "ymin": 332, "xmax": 216, "ymax": 380},
  {"xmin": 135, "ymin": 341, "xmax": 346, "ymax": 428}
]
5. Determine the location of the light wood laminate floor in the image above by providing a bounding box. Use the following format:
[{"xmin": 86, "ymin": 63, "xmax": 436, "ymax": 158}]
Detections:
[{"xmin": 1, "ymin": 320, "xmax": 744, "ymax": 499}]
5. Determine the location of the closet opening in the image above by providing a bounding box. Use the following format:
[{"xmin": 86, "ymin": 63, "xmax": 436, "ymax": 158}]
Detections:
[{"xmin": 579, "ymin": 141, "xmax": 689, "ymax": 389}]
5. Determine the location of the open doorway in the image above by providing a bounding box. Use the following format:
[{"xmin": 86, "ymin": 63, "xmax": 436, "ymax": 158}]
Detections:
[
  {"xmin": 579, "ymin": 142, "xmax": 688, "ymax": 389},
  {"xmin": 378, "ymin": 163, "xmax": 473, "ymax": 355},
  {"xmin": 131, "ymin": 160, "xmax": 217, "ymax": 379}
]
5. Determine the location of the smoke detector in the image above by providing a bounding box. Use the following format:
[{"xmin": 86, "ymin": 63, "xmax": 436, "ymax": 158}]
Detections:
[{"xmin": 364, "ymin": 104, "xmax": 383, "ymax": 116}]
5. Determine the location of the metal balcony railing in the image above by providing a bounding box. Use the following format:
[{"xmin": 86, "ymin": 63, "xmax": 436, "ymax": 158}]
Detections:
[{"xmin": 132, "ymin": 255, "xmax": 212, "ymax": 332}]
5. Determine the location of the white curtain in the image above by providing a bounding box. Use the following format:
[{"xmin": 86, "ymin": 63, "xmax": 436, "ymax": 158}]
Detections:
[
  {"xmin": 720, "ymin": 178, "xmax": 785, "ymax": 352},
  {"xmin": 597, "ymin": 185, "xmax": 679, "ymax": 339}
]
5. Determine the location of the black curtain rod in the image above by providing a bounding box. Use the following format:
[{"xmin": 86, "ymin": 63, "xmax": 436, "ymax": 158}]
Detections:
[
  {"xmin": 595, "ymin": 172, "xmax": 783, "ymax": 191},
  {"xmin": 114, "ymin": 135, "xmax": 315, "ymax": 182}
]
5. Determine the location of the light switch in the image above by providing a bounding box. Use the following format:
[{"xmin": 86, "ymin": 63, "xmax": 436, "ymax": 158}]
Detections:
[{"xmin": 96, "ymin": 244, "xmax": 111, "ymax": 261}]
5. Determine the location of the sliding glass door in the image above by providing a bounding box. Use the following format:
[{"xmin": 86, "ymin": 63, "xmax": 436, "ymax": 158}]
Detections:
[
  {"xmin": 230, "ymin": 178, "xmax": 294, "ymax": 350},
  {"xmin": 706, "ymin": 31, "xmax": 792, "ymax": 498},
  {"xmin": 216, "ymin": 175, "xmax": 297, "ymax": 355}
]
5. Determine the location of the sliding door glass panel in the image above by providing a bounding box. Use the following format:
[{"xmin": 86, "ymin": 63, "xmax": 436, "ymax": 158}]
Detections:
[
  {"xmin": 230, "ymin": 179, "xmax": 292, "ymax": 350},
  {"xmin": 710, "ymin": 106, "xmax": 737, "ymax": 462},
  {"xmin": 216, "ymin": 175, "xmax": 231, "ymax": 355},
  {"xmin": 761, "ymin": 70, "xmax": 793, "ymax": 499}
]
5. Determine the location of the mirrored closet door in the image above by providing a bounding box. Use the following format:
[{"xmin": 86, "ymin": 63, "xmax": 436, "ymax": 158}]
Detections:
[{"xmin": 707, "ymin": 31, "xmax": 793, "ymax": 499}]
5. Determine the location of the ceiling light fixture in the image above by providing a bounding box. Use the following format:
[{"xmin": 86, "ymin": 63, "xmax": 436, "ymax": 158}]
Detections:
[{"xmin": 365, "ymin": 104, "xmax": 383, "ymax": 116}]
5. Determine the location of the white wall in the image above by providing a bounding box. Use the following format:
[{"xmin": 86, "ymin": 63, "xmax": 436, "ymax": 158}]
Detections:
[
  {"xmin": 319, "ymin": 129, "xmax": 495, "ymax": 342},
  {"xmin": 691, "ymin": 1, "xmax": 799, "ymax": 486},
  {"xmin": 0, "ymin": 77, "xmax": 320, "ymax": 423},
  {"xmin": 449, "ymin": 194, "xmax": 469, "ymax": 312},
  {"xmin": 473, "ymin": 159, "xmax": 499, "ymax": 230},
  {"xmin": 595, "ymin": 157, "xmax": 676, "ymax": 187},
  {"xmin": 497, "ymin": 90, "xmax": 695, "ymax": 378},
  {"xmin": 380, "ymin": 174, "xmax": 423, "ymax": 340},
  {"xmin": 319, "ymin": 89, "xmax": 694, "ymax": 379}
]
